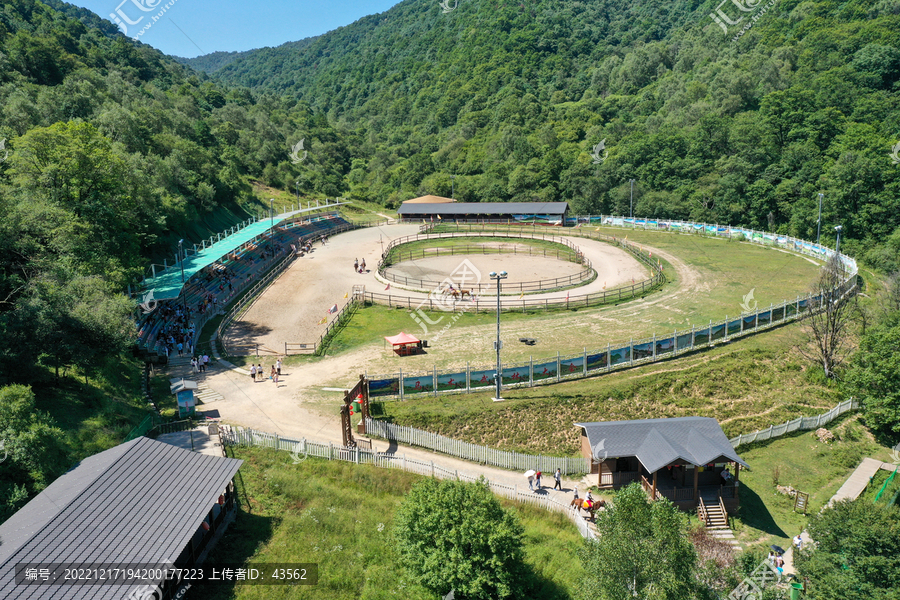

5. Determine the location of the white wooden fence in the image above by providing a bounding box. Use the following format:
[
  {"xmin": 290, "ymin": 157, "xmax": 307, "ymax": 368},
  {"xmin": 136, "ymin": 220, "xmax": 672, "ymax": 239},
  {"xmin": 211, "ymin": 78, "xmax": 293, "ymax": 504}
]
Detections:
[
  {"xmin": 220, "ymin": 425, "xmax": 596, "ymax": 540},
  {"xmin": 729, "ymin": 398, "xmax": 858, "ymax": 448},
  {"xmin": 363, "ymin": 418, "xmax": 591, "ymax": 475}
]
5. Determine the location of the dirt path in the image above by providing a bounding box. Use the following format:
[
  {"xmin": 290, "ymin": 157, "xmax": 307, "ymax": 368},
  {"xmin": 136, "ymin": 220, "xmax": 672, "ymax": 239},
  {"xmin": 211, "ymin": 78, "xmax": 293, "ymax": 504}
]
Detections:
[{"xmin": 201, "ymin": 359, "xmax": 593, "ymax": 508}]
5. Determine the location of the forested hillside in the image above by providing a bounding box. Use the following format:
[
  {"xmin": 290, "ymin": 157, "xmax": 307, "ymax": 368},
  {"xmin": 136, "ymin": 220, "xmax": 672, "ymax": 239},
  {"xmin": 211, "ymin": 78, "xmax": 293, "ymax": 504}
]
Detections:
[
  {"xmin": 0, "ymin": 0, "xmax": 352, "ymax": 515},
  {"xmin": 200, "ymin": 0, "xmax": 900, "ymax": 267}
]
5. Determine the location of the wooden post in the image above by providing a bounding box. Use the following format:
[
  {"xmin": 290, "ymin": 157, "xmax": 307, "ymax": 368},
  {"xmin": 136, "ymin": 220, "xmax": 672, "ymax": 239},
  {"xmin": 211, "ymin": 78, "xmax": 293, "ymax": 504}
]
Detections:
[
  {"xmin": 652, "ymin": 470, "xmax": 657, "ymax": 500},
  {"xmin": 693, "ymin": 466, "xmax": 699, "ymax": 502},
  {"xmin": 734, "ymin": 463, "xmax": 740, "ymax": 503}
]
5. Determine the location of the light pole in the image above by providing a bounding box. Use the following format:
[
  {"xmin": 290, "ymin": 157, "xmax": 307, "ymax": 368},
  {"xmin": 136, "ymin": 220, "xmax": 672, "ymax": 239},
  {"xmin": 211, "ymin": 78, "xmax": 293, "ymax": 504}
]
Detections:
[
  {"xmin": 177, "ymin": 239, "xmax": 189, "ymax": 318},
  {"xmin": 489, "ymin": 271, "xmax": 508, "ymax": 402},
  {"xmin": 834, "ymin": 225, "xmax": 842, "ymax": 256},
  {"xmin": 451, "ymin": 174, "xmax": 456, "ymax": 200},
  {"xmin": 816, "ymin": 193, "xmax": 824, "ymax": 245},
  {"xmin": 295, "ymin": 181, "xmax": 300, "ymax": 204},
  {"xmin": 629, "ymin": 179, "xmax": 635, "ymax": 219},
  {"xmin": 269, "ymin": 198, "xmax": 274, "ymax": 229}
]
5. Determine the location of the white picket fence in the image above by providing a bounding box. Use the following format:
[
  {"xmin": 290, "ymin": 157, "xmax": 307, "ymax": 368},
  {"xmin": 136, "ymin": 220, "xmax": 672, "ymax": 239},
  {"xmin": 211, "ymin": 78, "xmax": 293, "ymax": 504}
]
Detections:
[
  {"xmin": 729, "ymin": 398, "xmax": 858, "ymax": 448},
  {"xmin": 363, "ymin": 418, "xmax": 591, "ymax": 475},
  {"xmin": 220, "ymin": 425, "xmax": 596, "ymax": 540}
]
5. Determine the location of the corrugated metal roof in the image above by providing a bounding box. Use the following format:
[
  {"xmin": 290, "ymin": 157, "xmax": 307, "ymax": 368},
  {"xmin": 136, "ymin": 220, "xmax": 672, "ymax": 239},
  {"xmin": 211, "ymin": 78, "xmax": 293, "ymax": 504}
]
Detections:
[
  {"xmin": 0, "ymin": 436, "xmax": 242, "ymax": 599},
  {"xmin": 397, "ymin": 202, "xmax": 569, "ymax": 216},
  {"xmin": 574, "ymin": 417, "xmax": 748, "ymax": 474}
]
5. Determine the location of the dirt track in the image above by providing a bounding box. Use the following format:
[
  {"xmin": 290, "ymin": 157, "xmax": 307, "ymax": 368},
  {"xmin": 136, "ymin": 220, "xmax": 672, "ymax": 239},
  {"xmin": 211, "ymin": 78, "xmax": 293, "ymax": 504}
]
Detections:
[{"xmin": 224, "ymin": 224, "xmax": 649, "ymax": 354}]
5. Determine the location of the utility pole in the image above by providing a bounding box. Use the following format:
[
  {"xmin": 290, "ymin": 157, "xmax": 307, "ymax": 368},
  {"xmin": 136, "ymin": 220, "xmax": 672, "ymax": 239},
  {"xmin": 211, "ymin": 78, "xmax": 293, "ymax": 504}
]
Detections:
[{"xmin": 490, "ymin": 271, "xmax": 508, "ymax": 402}]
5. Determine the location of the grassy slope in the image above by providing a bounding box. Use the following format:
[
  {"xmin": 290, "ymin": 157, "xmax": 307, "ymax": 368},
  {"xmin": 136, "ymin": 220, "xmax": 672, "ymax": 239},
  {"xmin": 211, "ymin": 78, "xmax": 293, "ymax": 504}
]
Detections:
[
  {"xmin": 191, "ymin": 447, "xmax": 584, "ymax": 600},
  {"xmin": 371, "ymin": 324, "xmax": 843, "ymax": 456},
  {"xmin": 734, "ymin": 414, "xmax": 896, "ymax": 553}
]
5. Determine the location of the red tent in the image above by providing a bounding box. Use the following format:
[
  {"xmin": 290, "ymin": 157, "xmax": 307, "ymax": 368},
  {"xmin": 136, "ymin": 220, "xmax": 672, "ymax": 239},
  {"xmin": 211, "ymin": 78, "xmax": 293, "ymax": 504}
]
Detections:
[
  {"xmin": 385, "ymin": 332, "xmax": 421, "ymax": 356},
  {"xmin": 385, "ymin": 332, "xmax": 420, "ymax": 346}
]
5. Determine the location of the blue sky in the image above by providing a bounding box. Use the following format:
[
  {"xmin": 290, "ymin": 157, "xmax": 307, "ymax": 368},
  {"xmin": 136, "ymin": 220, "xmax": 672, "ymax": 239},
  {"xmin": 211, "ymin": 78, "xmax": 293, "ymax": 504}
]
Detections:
[{"xmin": 70, "ymin": 0, "xmax": 403, "ymax": 58}]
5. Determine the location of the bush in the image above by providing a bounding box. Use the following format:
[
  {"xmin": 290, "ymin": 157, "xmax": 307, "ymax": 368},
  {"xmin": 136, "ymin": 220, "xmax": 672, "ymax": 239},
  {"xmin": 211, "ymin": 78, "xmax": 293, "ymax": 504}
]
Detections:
[{"xmin": 393, "ymin": 477, "xmax": 525, "ymax": 599}]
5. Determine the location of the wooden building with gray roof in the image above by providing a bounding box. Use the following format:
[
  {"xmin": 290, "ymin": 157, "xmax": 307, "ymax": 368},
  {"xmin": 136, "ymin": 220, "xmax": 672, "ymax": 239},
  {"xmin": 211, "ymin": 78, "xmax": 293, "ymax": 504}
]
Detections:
[
  {"xmin": 0, "ymin": 436, "xmax": 241, "ymax": 599},
  {"xmin": 575, "ymin": 417, "xmax": 748, "ymax": 525}
]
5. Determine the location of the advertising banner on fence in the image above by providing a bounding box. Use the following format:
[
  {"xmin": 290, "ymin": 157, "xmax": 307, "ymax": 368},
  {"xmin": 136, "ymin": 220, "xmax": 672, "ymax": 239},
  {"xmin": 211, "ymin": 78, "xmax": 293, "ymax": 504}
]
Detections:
[
  {"xmin": 369, "ymin": 377, "xmax": 398, "ymax": 398},
  {"xmin": 586, "ymin": 352, "xmax": 607, "ymax": 371},
  {"xmin": 560, "ymin": 356, "xmax": 584, "ymax": 376},
  {"xmin": 655, "ymin": 337, "xmax": 674, "ymax": 356},
  {"xmin": 710, "ymin": 323, "xmax": 726, "ymax": 342},
  {"xmin": 502, "ymin": 365, "xmax": 530, "ymax": 385},
  {"xmin": 436, "ymin": 372, "xmax": 467, "ymax": 392},
  {"xmin": 727, "ymin": 319, "xmax": 742, "ymax": 336},
  {"xmin": 610, "ymin": 346, "xmax": 631, "ymax": 366},
  {"xmin": 403, "ymin": 374, "xmax": 432, "ymax": 395},
  {"xmin": 633, "ymin": 341, "xmax": 652, "ymax": 360},
  {"xmin": 676, "ymin": 333, "xmax": 692, "ymax": 351},
  {"xmin": 470, "ymin": 369, "xmax": 496, "ymax": 389},
  {"xmin": 532, "ymin": 360, "xmax": 558, "ymax": 382}
]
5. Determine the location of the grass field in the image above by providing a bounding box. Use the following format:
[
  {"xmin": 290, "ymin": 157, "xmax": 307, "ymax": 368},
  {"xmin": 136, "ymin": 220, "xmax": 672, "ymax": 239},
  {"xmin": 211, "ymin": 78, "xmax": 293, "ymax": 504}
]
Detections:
[
  {"xmin": 367, "ymin": 325, "xmax": 844, "ymax": 455},
  {"xmin": 314, "ymin": 228, "xmax": 823, "ymax": 377},
  {"xmin": 191, "ymin": 447, "xmax": 584, "ymax": 600},
  {"xmin": 733, "ymin": 414, "xmax": 896, "ymax": 553}
]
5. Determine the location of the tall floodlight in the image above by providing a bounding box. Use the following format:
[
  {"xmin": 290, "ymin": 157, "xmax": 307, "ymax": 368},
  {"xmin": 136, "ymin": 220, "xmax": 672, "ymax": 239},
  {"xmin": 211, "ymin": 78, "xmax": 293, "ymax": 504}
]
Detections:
[
  {"xmin": 489, "ymin": 271, "xmax": 508, "ymax": 402},
  {"xmin": 834, "ymin": 225, "xmax": 843, "ymax": 256},
  {"xmin": 630, "ymin": 179, "xmax": 635, "ymax": 219},
  {"xmin": 816, "ymin": 193, "xmax": 824, "ymax": 245}
]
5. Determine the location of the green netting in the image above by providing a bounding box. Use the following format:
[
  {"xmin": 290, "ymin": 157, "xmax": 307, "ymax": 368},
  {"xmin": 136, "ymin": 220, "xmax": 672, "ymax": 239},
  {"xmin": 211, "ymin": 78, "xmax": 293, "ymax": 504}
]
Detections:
[{"xmin": 143, "ymin": 219, "xmax": 277, "ymax": 300}]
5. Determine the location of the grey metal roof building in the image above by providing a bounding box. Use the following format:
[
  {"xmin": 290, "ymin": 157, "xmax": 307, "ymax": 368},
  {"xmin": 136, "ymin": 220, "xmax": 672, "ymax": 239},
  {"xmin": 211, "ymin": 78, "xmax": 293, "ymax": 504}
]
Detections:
[
  {"xmin": 574, "ymin": 416, "xmax": 748, "ymax": 473},
  {"xmin": 398, "ymin": 201, "xmax": 569, "ymax": 221},
  {"xmin": 0, "ymin": 436, "xmax": 242, "ymax": 599},
  {"xmin": 574, "ymin": 417, "xmax": 748, "ymax": 521}
]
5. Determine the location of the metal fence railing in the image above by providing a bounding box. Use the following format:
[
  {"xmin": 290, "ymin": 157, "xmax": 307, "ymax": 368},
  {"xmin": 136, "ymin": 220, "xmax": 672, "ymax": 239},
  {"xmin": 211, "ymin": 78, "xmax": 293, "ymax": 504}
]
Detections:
[
  {"xmin": 729, "ymin": 398, "xmax": 859, "ymax": 448},
  {"xmin": 366, "ymin": 217, "xmax": 858, "ymax": 399},
  {"xmin": 364, "ymin": 227, "xmax": 664, "ymax": 312},
  {"xmin": 379, "ymin": 231, "xmax": 593, "ymax": 293},
  {"xmin": 220, "ymin": 425, "xmax": 595, "ymax": 539},
  {"xmin": 363, "ymin": 418, "xmax": 590, "ymax": 475}
]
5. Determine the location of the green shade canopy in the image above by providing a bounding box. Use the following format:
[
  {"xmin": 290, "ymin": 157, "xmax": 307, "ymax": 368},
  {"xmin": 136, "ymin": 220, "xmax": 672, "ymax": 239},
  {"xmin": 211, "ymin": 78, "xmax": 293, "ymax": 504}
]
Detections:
[{"xmin": 143, "ymin": 219, "xmax": 278, "ymax": 301}]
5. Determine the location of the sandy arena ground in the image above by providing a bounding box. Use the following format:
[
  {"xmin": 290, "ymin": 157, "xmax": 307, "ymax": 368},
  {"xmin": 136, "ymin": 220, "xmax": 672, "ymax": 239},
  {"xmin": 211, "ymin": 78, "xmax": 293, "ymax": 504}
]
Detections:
[
  {"xmin": 384, "ymin": 254, "xmax": 585, "ymax": 291},
  {"xmin": 223, "ymin": 224, "xmax": 648, "ymax": 354}
]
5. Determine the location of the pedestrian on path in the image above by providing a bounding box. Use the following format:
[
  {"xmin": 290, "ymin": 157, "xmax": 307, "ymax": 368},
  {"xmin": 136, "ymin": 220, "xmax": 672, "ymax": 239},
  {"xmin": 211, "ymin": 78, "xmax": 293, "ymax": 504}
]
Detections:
[
  {"xmin": 276, "ymin": 358, "xmax": 282, "ymax": 376},
  {"xmin": 554, "ymin": 468, "xmax": 562, "ymax": 490},
  {"xmin": 250, "ymin": 364, "xmax": 257, "ymax": 380},
  {"xmin": 793, "ymin": 533, "xmax": 803, "ymax": 551},
  {"xmin": 535, "ymin": 471, "xmax": 542, "ymax": 490},
  {"xmin": 202, "ymin": 354, "xmax": 210, "ymax": 372},
  {"xmin": 354, "ymin": 258, "xmax": 358, "ymax": 272},
  {"xmin": 270, "ymin": 365, "xmax": 277, "ymax": 382},
  {"xmin": 257, "ymin": 364, "xmax": 263, "ymax": 382}
]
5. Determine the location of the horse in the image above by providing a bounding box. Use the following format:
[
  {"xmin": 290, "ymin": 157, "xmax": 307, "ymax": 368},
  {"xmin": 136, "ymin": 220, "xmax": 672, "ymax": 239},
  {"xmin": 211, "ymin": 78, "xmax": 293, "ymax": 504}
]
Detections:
[
  {"xmin": 571, "ymin": 497, "xmax": 605, "ymax": 521},
  {"xmin": 458, "ymin": 289, "xmax": 472, "ymax": 298}
]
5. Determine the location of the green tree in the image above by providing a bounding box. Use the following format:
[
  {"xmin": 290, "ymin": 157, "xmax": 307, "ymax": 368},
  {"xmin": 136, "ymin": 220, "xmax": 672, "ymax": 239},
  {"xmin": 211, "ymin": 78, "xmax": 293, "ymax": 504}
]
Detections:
[
  {"xmin": 796, "ymin": 499, "xmax": 900, "ymax": 599},
  {"xmin": 579, "ymin": 483, "xmax": 698, "ymax": 600},
  {"xmin": 0, "ymin": 384, "xmax": 67, "ymax": 520},
  {"xmin": 844, "ymin": 313, "xmax": 900, "ymax": 442},
  {"xmin": 393, "ymin": 477, "xmax": 524, "ymax": 600}
]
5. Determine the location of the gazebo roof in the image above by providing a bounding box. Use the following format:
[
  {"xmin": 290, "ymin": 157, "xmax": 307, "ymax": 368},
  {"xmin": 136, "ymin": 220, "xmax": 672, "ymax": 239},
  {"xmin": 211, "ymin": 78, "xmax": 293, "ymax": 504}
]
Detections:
[
  {"xmin": 385, "ymin": 332, "xmax": 420, "ymax": 346},
  {"xmin": 574, "ymin": 416, "xmax": 748, "ymax": 474}
]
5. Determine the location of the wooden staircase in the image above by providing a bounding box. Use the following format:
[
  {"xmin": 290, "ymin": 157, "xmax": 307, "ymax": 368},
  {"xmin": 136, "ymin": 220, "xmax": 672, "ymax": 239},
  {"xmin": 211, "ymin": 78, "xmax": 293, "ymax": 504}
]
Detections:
[{"xmin": 698, "ymin": 494, "xmax": 740, "ymax": 550}]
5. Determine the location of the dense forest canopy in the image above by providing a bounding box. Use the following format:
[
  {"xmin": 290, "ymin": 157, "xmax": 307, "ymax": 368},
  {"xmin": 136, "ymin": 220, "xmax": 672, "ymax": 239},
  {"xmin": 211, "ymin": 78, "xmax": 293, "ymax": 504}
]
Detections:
[{"xmin": 193, "ymin": 0, "xmax": 900, "ymax": 268}]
